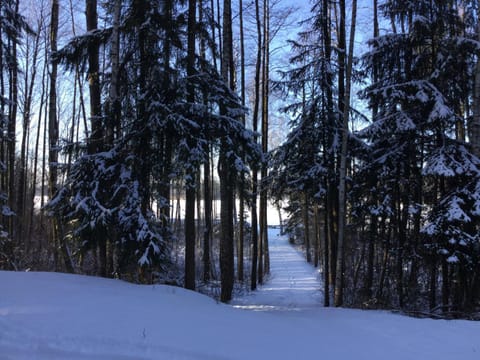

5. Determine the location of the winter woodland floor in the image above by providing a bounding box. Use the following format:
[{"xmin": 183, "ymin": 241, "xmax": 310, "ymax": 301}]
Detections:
[
  {"xmin": 1, "ymin": 228, "xmax": 480, "ymax": 359},
  {"xmin": 232, "ymin": 227, "xmax": 323, "ymax": 311}
]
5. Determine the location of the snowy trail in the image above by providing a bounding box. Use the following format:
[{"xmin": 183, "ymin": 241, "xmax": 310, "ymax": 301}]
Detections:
[{"xmin": 231, "ymin": 227, "xmax": 323, "ymax": 311}]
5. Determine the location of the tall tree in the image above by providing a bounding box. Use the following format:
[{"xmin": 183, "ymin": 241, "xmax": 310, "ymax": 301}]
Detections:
[
  {"xmin": 184, "ymin": 0, "xmax": 197, "ymax": 290},
  {"xmin": 360, "ymin": 0, "xmax": 480, "ymax": 311},
  {"xmin": 199, "ymin": 0, "xmax": 212, "ymax": 283},
  {"xmin": 85, "ymin": 0, "xmax": 107, "ymax": 277},
  {"xmin": 48, "ymin": 0, "xmax": 74, "ymax": 273},
  {"xmin": 260, "ymin": 0, "xmax": 270, "ymax": 277},
  {"xmin": 219, "ymin": 0, "xmax": 235, "ymax": 302},
  {"xmin": 17, "ymin": 18, "xmax": 41, "ymax": 247},
  {"xmin": 472, "ymin": 2, "xmax": 480, "ymax": 158},
  {"xmin": 237, "ymin": 0, "xmax": 246, "ymax": 283},
  {"xmin": 334, "ymin": 0, "xmax": 357, "ymax": 307},
  {"xmin": 7, "ymin": 0, "xmax": 20, "ymax": 244},
  {"xmin": 250, "ymin": 0, "xmax": 262, "ymax": 291}
]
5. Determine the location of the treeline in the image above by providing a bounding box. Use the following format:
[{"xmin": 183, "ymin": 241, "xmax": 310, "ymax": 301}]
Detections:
[
  {"xmin": 270, "ymin": 0, "xmax": 480, "ymax": 316},
  {"xmin": 2, "ymin": 0, "xmax": 480, "ymax": 315},
  {"xmin": 0, "ymin": 0, "xmax": 277, "ymax": 302}
]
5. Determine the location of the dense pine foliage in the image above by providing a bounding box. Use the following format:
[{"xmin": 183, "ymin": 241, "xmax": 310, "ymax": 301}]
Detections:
[{"xmin": 270, "ymin": 0, "xmax": 480, "ymax": 314}]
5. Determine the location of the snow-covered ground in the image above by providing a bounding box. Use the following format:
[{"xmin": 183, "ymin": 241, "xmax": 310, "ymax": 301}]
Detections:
[
  {"xmin": 1, "ymin": 229, "xmax": 479, "ymax": 359},
  {"xmin": 231, "ymin": 227, "xmax": 323, "ymax": 311}
]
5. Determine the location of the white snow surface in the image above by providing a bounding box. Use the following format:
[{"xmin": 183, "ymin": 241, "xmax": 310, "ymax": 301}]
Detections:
[
  {"xmin": 231, "ymin": 228, "xmax": 323, "ymax": 311},
  {"xmin": 1, "ymin": 229, "xmax": 479, "ymax": 359}
]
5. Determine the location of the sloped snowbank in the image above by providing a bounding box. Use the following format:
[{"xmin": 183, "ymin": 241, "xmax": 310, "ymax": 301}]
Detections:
[{"xmin": 1, "ymin": 270, "xmax": 479, "ymax": 359}]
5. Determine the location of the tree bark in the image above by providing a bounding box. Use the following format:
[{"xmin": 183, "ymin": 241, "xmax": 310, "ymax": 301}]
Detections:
[
  {"xmin": 30, "ymin": 26, "xmax": 49, "ymax": 246},
  {"xmin": 322, "ymin": 0, "xmax": 333, "ymax": 307},
  {"xmin": 237, "ymin": 0, "xmax": 246, "ymax": 283},
  {"xmin": 219, "ymin": 0, "xmax": 235, "ymax": 302},
  {"xmin": 260, "ymin": 0, "xmax": 270, "ymax": 276},
  {"xmin": 313, "ymin": 204, "xmax": 320, "ymax": 268},
  {"xmin": 7, "ymin": 0, "xmax": 20, "ymax": 242},
  {"xmin": 303, "ymin": 193, "xmax": 311, "ymax": 262},
  {"xmin": 85, "ymin": 0, "xmax": 107, "ymax": 277},
  {"xmin": 86, "ymin": 0, "xmax": 103, "ymax": 154},
  {"xmin": 18, "ymin": 22, "xmax": 41, "ymax": 247},
  {"xmin": 472, "ymin": 5, "xmax": 480, "ymax": 157},
  {"xmin": 49, "ymin": 0, "xmax": 74, "ymax": 273},
  {"xmin": 184, "ymin": 0, "xmax": 197, "ymax": 291},
  {"xmin": 199, "ymin": 0, "xmax": 212, "ymax": 283},
  {"xmin": 335, "ymin": 0, "xmax": 357, "ymax": 307},
  {"xmin": 365, "ymin": 0, "xmax": 379, "ymax": 300},
  {"xmin": 250, "ymin": 0, "xmax": 262, "ymax": 291},
  {"xmin": 106, "ymin": 0, "xmax": 121, "ymax": 147},
  {"xmin": 159, "ymin": 0, "xmax": 173, "ymax": 225},
  {"xmin": 48, "ymin": 0, "xmax": 60, "ymax": 269}
]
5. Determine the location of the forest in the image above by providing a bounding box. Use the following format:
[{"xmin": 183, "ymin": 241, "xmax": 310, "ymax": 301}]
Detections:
[{"xmin": 1, "ymin": 0, "xmax": 480, "ymax": 317}]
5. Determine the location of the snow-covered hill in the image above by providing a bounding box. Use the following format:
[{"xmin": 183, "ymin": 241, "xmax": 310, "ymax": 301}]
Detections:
[{"xmin": 1, "ymin": 270, "xmax": 479, "ymax": 359}]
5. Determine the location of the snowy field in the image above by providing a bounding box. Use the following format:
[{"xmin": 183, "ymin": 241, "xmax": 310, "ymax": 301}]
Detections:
[{"xmin": 1, "ymin": 229, "xmax": 479, "ymax": 359}]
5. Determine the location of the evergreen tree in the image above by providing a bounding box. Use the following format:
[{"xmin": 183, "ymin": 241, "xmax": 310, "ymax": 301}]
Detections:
[
  {"xmin": 270, "ymin": 0, "xmax": 346, "ymax": 306},
  {"xmin": 49, "ymin": 0, "xmax": 260, "ymax": 285},
  {"xmin": 359, "ymin": 0, "xmax": 480, "ymax": 310}
]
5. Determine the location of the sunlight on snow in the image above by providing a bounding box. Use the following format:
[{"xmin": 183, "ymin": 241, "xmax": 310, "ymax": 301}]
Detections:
[{"xmin": 231, "ymin": 228, "xmax": 323, "ymax": 312}]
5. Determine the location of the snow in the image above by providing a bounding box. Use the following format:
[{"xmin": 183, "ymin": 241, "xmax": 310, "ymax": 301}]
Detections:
[
  {"xmin": 1, "ymin": 229, "xmax": 480, "ymax": 359},
  {"xmin": 231, "ymin": 228, "xmax": 323, "ymax": 311},
  {"xmin": 447, "ymin": 255, "xmax": 459, "ymax": 264},
  {"xmin": 446, "ymin": 196, "xmax": 470, "ymax": 223}
]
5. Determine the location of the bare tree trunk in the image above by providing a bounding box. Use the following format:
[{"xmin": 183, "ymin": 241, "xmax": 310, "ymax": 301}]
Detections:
[
  {"xmin": 7, "ymin": 0, "xmax": 20, "ymax": 243},
  {"xmin": 49, "ymin": 0, "xmax": 74, "ymax": 273},
  {"xmin": 216, "ymin": 0, "xmax": 222, "ymax": 69},
  {"xmin": 66, "ymin": 0, "xmax": 81, "ymax": 175},
  {"xmin": 472, "ymin": 5, "xmax": 480, "ymax": 158},
  {"xmin": 41, "ymin": 28, "xmax": 49, "ymax": 215},
  {"xmin": 48, "ymin": 0, "xmax": 60, "ymax": 269},
  {"xmin": 0, "ymin": 13, "xmax": 5, "ymax": 216},
  {"xmin": 429, "ymin": 257, "xmax": 437, "ymax": 310},
  {"xmin": 237, "ymin": 0, "xmax": 246, "ymax": 283},
  {"xmin": 219, "ymin": 0, "xmax": 235, "ymax": 302},
  {"xmin": 365, "ymin": 0, "xmax": 379, "ymax": 300},
  {"xmin": 30, "ymin": 19, "xmax": 48, "ymax": 246},
  {"xmin": 322, "ymin": 0, "xmax": 334, "ymax": 307},
  {"xmin": 136, "ymin": 0, "xmax": 152, "ymax": 232},
  {"xmin": 260, "ymin": 0, "xmax": 270, "ymax": 275},
  {"xmin": 159, "ymin": 0, "xmax": 173, "ymax": 227},
  {"xmin": 19, "ymin": 24, "xmax": 41, "ymax": 247},
  {"xmin": 313, "ymin": 204, "xmax": 320, "ymax": 268},
  {"xmin": 86, "ymin": 0, "xmax": 106, "ymax": 277},
  {"xmin": 17, "ymin": 35, "xmax": 29, "ymax": 247},
  {"xmin": 199, "ymin": 0, "xmax": 212, "ymax": 283},
  {"xmin": 106, "ymin": 0, "xmax": 120, "ymax": 146},
  {"xmin": 250, "ymin": 0, "xmax": 262, "ymax": 291},
  {"xmin": 86, "ymin": 0, "xmax": 103, "ymax": 153},
  {"xmin": 303, "ymin": 193, "xmax": 311, "ymax": 263},
  {"xmin": 184, "ymin": 0, "xmax": 197, "ymax": 291},
  {"xmin": 324, "ymin": 203, "xmax": 330, "ymax": 306},
  {"xmin": 335, "ymin": 0, "xmax": 356, "ymax": 307},
  {"xmin": 203, "ymin": 151, "xmax": 212, "ymax": 282},
  {"xmin": 106, "ymin": 0, "xmax": 121, "ymax": 274}
]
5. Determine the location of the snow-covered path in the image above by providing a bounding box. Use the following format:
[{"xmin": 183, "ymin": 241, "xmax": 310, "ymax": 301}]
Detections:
[{"xmin": 232, "ymin": 227, "xmax": 323, "ymax": 311}]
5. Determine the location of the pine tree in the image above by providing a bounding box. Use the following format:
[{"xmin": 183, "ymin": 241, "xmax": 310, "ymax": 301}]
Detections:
[
  {"xmin": 270, "ymin": 0, "xmax": 348, "ymax": 306},
  {"xmin": 360, "ymin": 0, "xmax": 480, "ymax": 310},
  {"xmin": 48, "ymin": 0, "xmax": 260, "ymax": 286}
]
